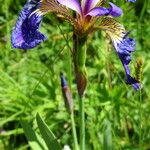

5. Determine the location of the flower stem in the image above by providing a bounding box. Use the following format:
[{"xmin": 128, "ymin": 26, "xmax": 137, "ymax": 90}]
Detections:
[
  {"xmin": 72, "ymin": 32, "xmax": 86, "ymax": 150},
  {"xmin": 79, "ymin": 96, "xmax": 85, "ymax": 150},
  {"xmin": 139, "ymin": 88, "xmax": 143, "ymax": 149},
  {"xmin": 71, "ymin": 111, "xmax": 79, "ymax": 150},
  {"xmin": 76, "ymin": 36, "xmax": 87, "ymax": 97}
]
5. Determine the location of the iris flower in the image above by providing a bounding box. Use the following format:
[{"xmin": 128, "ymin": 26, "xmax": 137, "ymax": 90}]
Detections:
[
  {"xmin": 11, "ymin": 0, "xmax": 140, "ymax": 90},
  {"xmin": 11, "ymin": 0, "xmax": 122, "ymax": 49}
]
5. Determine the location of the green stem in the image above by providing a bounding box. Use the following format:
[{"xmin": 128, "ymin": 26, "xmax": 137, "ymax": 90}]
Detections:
[
  {"xmin": 77, "ymin": 36, "xmax": 87, "ymax": 70},
  {"xmin": 72, "ymin": 33, "xmax": 86, "ymax": 150},
  {"xmin": 139, "ymin": 89, "xmax": 143, "ymax": 149},
  {"xmin": 76, "ymin": 36, "xmax": 87, "ymax": 97},
  {"xmin": 71, "ymin": 111, "xmax": 79, "ymax": 150},
  {"xmin": 105, "ymin": 38, "xmax": 112, "ymax": 89},
  {"xmin": 79, "ymin": 96, "xmax": 85, "ymax": 150}
]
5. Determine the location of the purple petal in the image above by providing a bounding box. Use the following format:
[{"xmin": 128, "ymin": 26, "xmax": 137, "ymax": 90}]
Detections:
[
  {"xmin": 122, "ymin": 64, "xmax": 140, "ymax": 90},
  {"xmin": 108, "ymin": 2, "xmax": 122, "ymax": 17},
  {"xmin": 87, "ymin": 2, "xmax": 122, "ymax": 17},
  {"xmin": 81, "ymin": 0, "xmax": 99, "ymax": 14},
  {"xmin": 87, "ymin": 7, "xmax": 109, "ymax": 16},
  {"xmin": 127, "ymin": 0, "xmax": 136, "ymax": 2},
  {"xmin": 126, "ymin": 73, "xmax": 140, "ymax": 90},
  {"xmin": 57, "ymin": 0, "xmax": 82, "ymax": 14},
  {"xmin": 115, "ymin": 37, "xmax": 140, "ymax": 90},
  {"xmin": 117, "ymin": 38, "xmax": 136, "ymax": 59},
  {"xmin": 11, "ymin": 0, "xmax": 47, "ymax": 50},
  {"xmin": 100, "ymin": 18, "xmax": 139, "ymax": 89}
]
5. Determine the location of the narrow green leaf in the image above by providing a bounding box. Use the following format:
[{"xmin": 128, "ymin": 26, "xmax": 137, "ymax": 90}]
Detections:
[
  {"xmin": 103, "ymin": 120, "xmax": 112, "ymax": 150},
  {"xmin": 20, "ymin": 120, "xmax": 48, "ymax": 150},
  {"xmin": 36, "ymin": 113, "xmax": 62, "ymax": 150},
  {"xmin": 0, "ymin": 111, "xmax": 23, "ymax": 126}
]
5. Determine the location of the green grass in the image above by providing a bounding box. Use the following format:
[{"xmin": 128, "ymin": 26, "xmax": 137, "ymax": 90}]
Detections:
[{"xmin": 0, "ymin": 0, "xmax": 150, "ymax": 149}]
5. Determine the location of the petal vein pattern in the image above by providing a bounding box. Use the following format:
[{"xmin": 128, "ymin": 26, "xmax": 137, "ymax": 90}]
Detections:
[
  {"xmin": 57, "ymin": 0, "xmax": 82, "ymax": 14},
  {"xmin": 100, "ymin": 18, "xmax": 140, "ymax": 90},
  {"xmin": 81, "ymin": 0, "xmax": 99, "ymax": 14}
]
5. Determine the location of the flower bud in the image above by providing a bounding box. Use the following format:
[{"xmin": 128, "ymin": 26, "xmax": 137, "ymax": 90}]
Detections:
[
  {"xmin": 76, "ymin": 69, "xmax": 87, "ymax": 97},
  {"xmin": 60, "ymin": 73, "xmax": 74, "ymax": 113}
]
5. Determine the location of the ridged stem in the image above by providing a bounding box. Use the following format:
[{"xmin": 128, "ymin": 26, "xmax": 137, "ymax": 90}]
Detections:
[
  {"xmin": 73, "ymin": 33, "xmax": 87, "ymax": 150},
  {"xmin": 75, "ymin": 36, "xmax": 87, "ymax": 97},
  {"xmin": 71, "ymin": 111, "xmax": 79, "ymax": 150},
  {"xmin": 139, "ymin": 88, "xmax": 143, "ymax": 149},
  {"xmin": 79, "ymin": 96, "xmax": 85, "ymax": 150}
]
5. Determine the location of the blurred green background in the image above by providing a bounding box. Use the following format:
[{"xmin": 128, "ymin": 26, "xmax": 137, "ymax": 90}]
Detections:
[{"xmin": 0, "ymin": 0, "xmax": 150, "ymax": 149}]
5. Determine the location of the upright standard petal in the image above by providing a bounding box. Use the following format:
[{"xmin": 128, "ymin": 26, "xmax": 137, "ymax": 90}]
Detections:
[
  {"xmin": 107, "ymin": 2, "xmax": 122, "ymax": 17},
  {"xmin": 87, "ymin": 7, "xmax": 109, "ymax": 16},
  {"xmin": 87, "ymin": 2, "xmax": 122, "ymax": 17},
  {"xmin": 99, "ymin": 18, "xmax": 140, "ymax": 90},
  {"xmin": 81, "ymin": 0, "xmax": 99, "ymax": 14},
  {"xmin": 57, "ymin": 0, "xmax": 82, "ymax": 15},
  {"xmin": 11, "ymin": 0, "xmax": 47, "ymax": 50}
]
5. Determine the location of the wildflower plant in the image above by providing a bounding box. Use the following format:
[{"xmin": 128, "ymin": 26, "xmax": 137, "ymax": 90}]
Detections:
[{"xmin": 11, "ymin": 0, "xmax": 140, "ymax": 149}]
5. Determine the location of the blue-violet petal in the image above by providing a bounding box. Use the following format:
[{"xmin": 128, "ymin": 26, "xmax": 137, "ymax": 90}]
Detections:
[
  {"xmin": 116, "ymin": 37, "xmax": 140, "ymax": 90},
  {"xmin": 127, "ymin": 0, "xmax": 136, "ymax": 2},
  {"xmin": 11, "ymin": 0, "xmax": 47, "ymax": 50},
  {"xmin": 108, "ymin": 2, "xmax": 122, "ymax": 17}
]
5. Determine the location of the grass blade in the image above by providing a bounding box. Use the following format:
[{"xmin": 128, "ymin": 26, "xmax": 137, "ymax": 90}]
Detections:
[
  {"xmin": 103, "ymin": 120, "xmax": 112, "ymax": 150},
  {"xmin": 36, "ymin": 113, "xmax": 62, "ymax": 150},
  {"xmin": 20, "ymin": 120, "xmax": 48, "ymax": 150}
]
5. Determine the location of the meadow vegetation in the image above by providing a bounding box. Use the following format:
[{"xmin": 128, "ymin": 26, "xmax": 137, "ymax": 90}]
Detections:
[{"xmin": 0, "ymin": 0, "xmax": 150, "ymax": 149}]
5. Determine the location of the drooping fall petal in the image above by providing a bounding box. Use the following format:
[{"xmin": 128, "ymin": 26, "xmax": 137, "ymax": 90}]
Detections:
[
  {"xmin": 99, "ymin": 18, "xmax": 140, "ymax": 90},
  {"xmin": 116, "ymin": 38, "xmax": 140, "ymax": 90},
  {"xmin": 11, "ymin": 0, "xmax": 47, "ymax": 50}
]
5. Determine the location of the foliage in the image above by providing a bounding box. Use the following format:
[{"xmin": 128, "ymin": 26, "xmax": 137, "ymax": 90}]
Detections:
[{"xmin": 0, "ymin": 0, "xmax": 150, "ymax": 149}]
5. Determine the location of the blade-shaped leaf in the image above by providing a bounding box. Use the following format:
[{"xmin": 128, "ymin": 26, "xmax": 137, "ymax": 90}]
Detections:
[
  {"xmin": 103, "ymin": 120, "xmax": 112, "ymax": 150},
  {"xmin": 20, "ymin": 120, "xmax": 48, "ymax": 150},
  {"xmin": 36, "ymin": 113, "xmax": 62, "ymax": 150}
]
